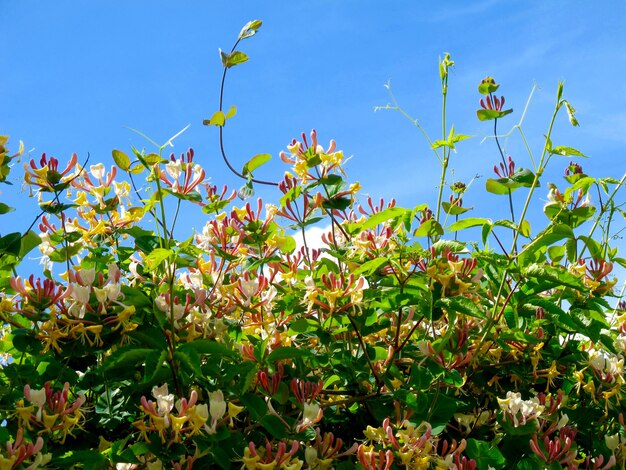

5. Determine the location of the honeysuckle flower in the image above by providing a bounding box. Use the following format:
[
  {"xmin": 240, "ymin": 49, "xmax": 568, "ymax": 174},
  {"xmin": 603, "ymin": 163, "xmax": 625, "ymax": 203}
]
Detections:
[
  {"xmin": 209, "ymin": 390, "xmax": 226, "ymax": 422},
  {"xmin": 242, "ymin": 440, "xmax": 301, "ymax": 470},
  {"xmin": 24, "ymin": 152, "xmax": 79, "ymax": 192},
  {"xmin": 497, "ymin": 391, "xmax": 544, "ymax": 427},
  {"xmin": 154, "ymin": 386, "xmax": 174, "ymax": 416}
]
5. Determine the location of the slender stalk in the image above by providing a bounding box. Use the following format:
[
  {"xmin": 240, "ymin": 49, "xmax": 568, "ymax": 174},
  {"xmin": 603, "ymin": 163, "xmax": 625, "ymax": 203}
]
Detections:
[
  {"xmin": 579, "ymin": 173, "xmax": 625, "ymax": 259},
  {"xmin": 346, "ymin": 314, "xmax": 383, "ymax": 390},
  {"xmin": 493, "ymin": 117, "xmax": 515, "ymax": 223},
  {"xmin": 217, "ymin": 38, "xmax": 277, "ymax": 186}
]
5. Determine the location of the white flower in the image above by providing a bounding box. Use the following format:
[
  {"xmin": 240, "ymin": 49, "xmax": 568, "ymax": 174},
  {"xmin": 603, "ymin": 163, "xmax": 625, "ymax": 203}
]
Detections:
[
  {"xmin": 605, "ymin": 433, "xmax": 620, "ymax": 452},
  {"xmin": 497, "ymin": 391, "xmax": 544, "ymax": 427},
  {"xmin": 209, "ymin": 390, "xmax": 226, "ymax": 421},
  {"xmin": 90, "ymin": 163, "xmax": 106, "ymax": 181},
  {"xmin": 152, "ymin": 384, "xmax": 174, "ymax": 417}
]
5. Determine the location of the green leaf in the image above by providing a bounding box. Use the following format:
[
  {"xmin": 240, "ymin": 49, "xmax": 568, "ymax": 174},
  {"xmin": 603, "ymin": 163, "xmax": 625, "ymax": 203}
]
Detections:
[
  {"xmin": 19, "ymin": 231, "xmax": 41, "ymax": 259},
  {"xmin": 436, "ymin": 296, "xmax": 486, "ymax": 319},
  {"xmin": 493, "ymin": 219, "xmax": 531, "ymax": 238},
  {"xmin": 322, "ymin": 196, "xmax": 351, "ymax": 211},
  {"xmin": 442, "ymin": 201, "xmax": 472, "ymax": 215},
  {"xmin": 204, "ymin": 111, "xmax": 226, "ymax": 127},
  {"xmin": 526, "ymin": 298, "xmax": 578, "ymax": 333},
  {"xmin": 447, "ymin": 217, "xmax": 492, "ymax": 232},
  {"xmin": 465, "ymin": 439, "xmax": 506, "ymax": 470},
  {"xmin": 353, "ymin": 257, "xmax": 388, "ymax": 276},
  {"xmin": 0, "ymin": 232, "xmax": 23, "ymax": 257},
  {"xmin": 518, "ymin": 224, "xmax": 574, "ymax": 264},
  {"xmin": 101, "ymin": 346, "xmax": 156, "ymax": 376},
  {"xmin": 266, "ymin": 346, "xmax": 312, "ymax": 363},
  {"xmin": 522, "ymin": 264, "xmax": 585, "ymax": 290},
  {"xmin": 242, "ymin": 153, "xmax": 271, "ymax": 176},
  {"xmin": 547, "ymin": 245, "xmax": 565, "ymax": 263},
  {"xmin": 50, "ymin": 450, "xmax": 108, "ymax": 469},
  {"xmin": 261, "ymin": 414, "xmax": 288, "ymax": 439},
  {"xmin": 143, "ymin": 248, "xmax": 173, "ymax": 272},
  {"xmin": 112, "ymin": 149, "xmax": 131, "ymax": 171},
  {"xmin": 0, "ymin": 202, "xmax": 14, "ymax": 214},
  {"xmin": 478, "ymin": 80, "xmax": 499, "ymax": 95},
  {"xmin": 486, "ymin": 168, "xmax": 536, "ymax": 195},
  {"xmin": 174, "ymin": 350, "xmax": 204, "ymax": 379},
  {"xmin": 144, "ymin": 153, "xmax": 162, "ymax": 165},
  {"xmin": 431, "ymin": 239, "xmax": 468, "ymax": 255},
  {"xmin": 239, "ymin": 19, "xmax": 262, "ymax": 40},
  {"xmin": 414, "ymin": 219, "xmax": 444, "ymax": 238},
  {"xmin": 477, "ymin": 108, "xmax": 513, "ymax": 121},
  {"xmin": 579, "ymin": 235, "xmax": 604, "ymax": 260},
  {"xmin": 550, "ymin": 145, "xmax": 587, "ymax": 158},
  {"xmin": 220, "ymin": 50, "xmax": 249, "ymax": 68},
  {"xmin": 358, "ymin": 207, "xmax": 408, "ymax": 232},
  {"xmin": 143, "ymin": 350, "xmax": 167, "ymax": 383}
]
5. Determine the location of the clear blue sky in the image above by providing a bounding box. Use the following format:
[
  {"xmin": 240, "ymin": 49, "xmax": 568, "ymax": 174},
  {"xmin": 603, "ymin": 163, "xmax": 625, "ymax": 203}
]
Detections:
[{"xmin": 2, "ymin": 1, "xmax": 625, "ymax": 275}]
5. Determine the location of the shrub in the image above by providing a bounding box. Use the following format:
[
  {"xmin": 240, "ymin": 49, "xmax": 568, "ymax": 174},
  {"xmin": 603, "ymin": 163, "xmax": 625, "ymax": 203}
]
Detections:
[{"xmin": 0, "ymin": 20, "xmax": 625, "ymax": 470}]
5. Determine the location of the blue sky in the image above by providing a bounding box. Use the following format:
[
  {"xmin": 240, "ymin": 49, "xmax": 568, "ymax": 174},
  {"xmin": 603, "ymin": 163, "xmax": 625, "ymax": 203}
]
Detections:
[{"xmin": 2, "ymin": 1, "xmax": 625, "ymax": 276}]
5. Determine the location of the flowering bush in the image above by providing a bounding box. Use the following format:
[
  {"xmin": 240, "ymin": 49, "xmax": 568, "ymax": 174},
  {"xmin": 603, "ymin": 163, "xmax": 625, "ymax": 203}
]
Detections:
[{"xmin": 1, "ymin": 20, "xmax": 625, "ymax": 470}]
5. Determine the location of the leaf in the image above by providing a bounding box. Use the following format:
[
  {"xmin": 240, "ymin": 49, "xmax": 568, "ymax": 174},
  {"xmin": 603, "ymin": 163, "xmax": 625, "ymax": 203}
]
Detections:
[
  {"xmin": 353, "ymin": 257, "xmax": 388, "ymax": 276},
  {"xmin": 465, "ymin": 439, "xmax": 506, "ymax": 470},
  {"xmin": 436, "ymin": 296, "xmax": 486, "ymax": 319},
  {"xmin": 239, "ymin": 19, "xmax": 262, "ymax": 40},
  {"xmin": 518, "ymin": 224, "xmax": 574, "ymax": 264},
  {"xmin": 220, "ymin": 50, "xmax": 249, "ymax": 68},
  {"xmin": 478, "ymin": 80, "xmax": 499, "ymax": 95},
  {"xmin": 414, "ymin": 219, "xmax": 444, "ymax": 238},
  {"xmin": 112, "ymin": 149, "xmax": 131, "ymax": 171},
  {"xmin": 359, "ymin": 207, "xmax": 408, "ymax": 232},
  {"xmin": 477, "ymin": 108, "xmax": 513, "ymax": 121},
  {"xmin": 431, "ymin": 239, "xmax": 468, "ymax": 255},
  {"xmin": 50, "ymin": 450, "xmax": 108, "ymax": 469},
  {"xmin": 321, "ymin": 196, "xmax": 351, "ymax": 211},
  {"xmin": 550, "ymin": 145, "xmax": 587, "ymax": 158},
  {"xmin": 447, "ymin": 217, "xmax": 492, "ymax": 232},
  {"xmin": 579, "ymin": 236, "xmax": 604, "ymax": 260},
  {"xmin": 204, "ymin": 111, "xmax": 226, "ymax": 127},
  {"xmin": 101, "ymin": 346, "xmax": 156, "ymax": 376},
  {"xmin": 565, "ymin": 101, "xmax": 579, "ymax": 127},
  {"xmin": 261, "ymin": 414, "xmax": 288, "ymax": 439},
  {"xmin": 143, "ymin": 248, "xmax": 173, "ymax": 272},
  {"xmin": 526, "ymin": 298, "xmax": 578, "ymax": 333},
  {"xmin": 242, "ymin": 154, "xmax": 271, "ymax": 176},
  {"xmin": 0, "ymin": 202, "xmax": 14, "ymax": 214},
  {"xmin": 0, "ymin": 232, "xmax": 23, "ymax": 257},
  {"xmin": 19, "ymin": 231, "xmax": 41, "ymax": 258},
  {"xmin": 486, "ymin": 168, "xmax": 537, "ymax": 195},
  {"xmin": 225, "ymin": 105, "xmax": 237, "ymax": 119},
  {"xmin": 522, "ymin": 264, "xmax": 585, "ymax": 290},
  {"xmin": 442, "ymin": 201, "xmax": 472, "ymax": 215},
  {"xmin": 493, "ymin": 219, "xmax": 531, "ymax": 238},
  {"xmin": 174, "ymin": 350, "xmax": 203, "ymax": 379},
  {"xmin": 266, "ymin": 346, "xmax": 312, "ymax": 363}
]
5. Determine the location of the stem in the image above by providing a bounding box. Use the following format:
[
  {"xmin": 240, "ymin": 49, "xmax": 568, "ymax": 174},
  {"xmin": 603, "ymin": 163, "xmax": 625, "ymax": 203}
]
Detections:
[
  {"xmin": 579, "ymin": 173, "xmax": 625, "ymax": 259},
  {"xmin": 435, "ymin": 71, "xmax": 449, "ymax": 224},
  {"xmin": 346, "ymin": 314, "xmax": 383, "ymax": 390},
  {"xmin": 493, "ymin": 117, "xmax": 516, "ymax": 224},
  {"xmin": 217, "ymin": 38, "xmax": 277, "ymax": 187},
  {"xmin": 512, "ymin": 94, "xmax": 563, "ymax": 255}
]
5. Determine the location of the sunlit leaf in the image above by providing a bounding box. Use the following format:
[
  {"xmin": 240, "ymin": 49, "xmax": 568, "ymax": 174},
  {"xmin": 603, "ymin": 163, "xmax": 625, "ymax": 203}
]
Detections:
[
  {"xmin": 112, "ymin": 149, "xmax": 131, "ymax": 170},
  {"xmin": 242, "ymin": 153, "xmax": 271, "ymax": 176}
]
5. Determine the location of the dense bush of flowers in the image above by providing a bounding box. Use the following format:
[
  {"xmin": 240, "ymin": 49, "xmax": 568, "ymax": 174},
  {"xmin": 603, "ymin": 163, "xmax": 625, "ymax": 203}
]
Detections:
[{"xmin": 1, "ymin": 21, "xmax": 625, "ymax": 469}]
